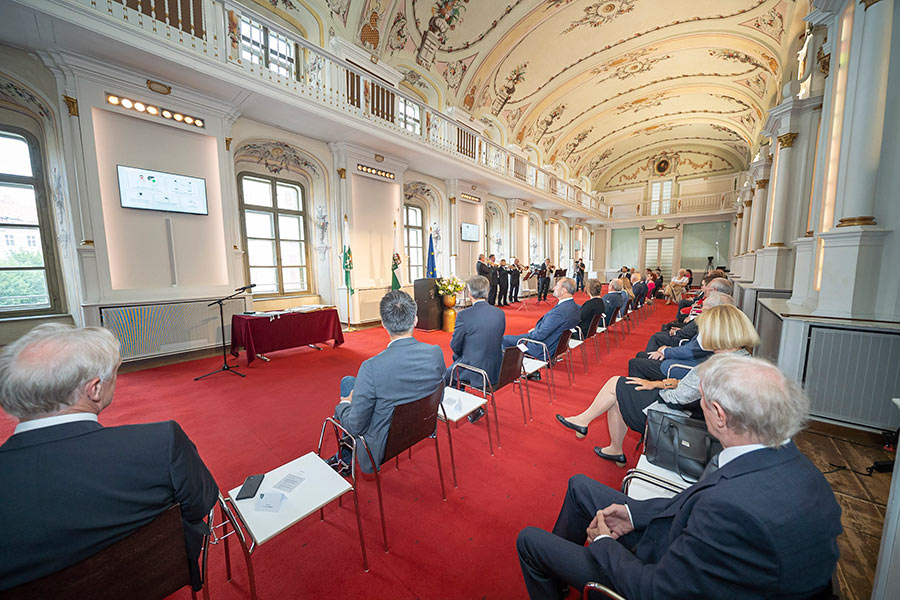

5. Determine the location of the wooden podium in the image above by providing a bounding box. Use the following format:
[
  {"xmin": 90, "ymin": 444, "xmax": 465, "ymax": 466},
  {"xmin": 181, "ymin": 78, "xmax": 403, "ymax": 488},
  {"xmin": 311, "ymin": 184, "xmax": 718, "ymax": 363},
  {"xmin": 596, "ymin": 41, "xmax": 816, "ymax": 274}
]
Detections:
[{"xmin": 413, "ymin": 278, "xmax": 442, "ymax": 331}]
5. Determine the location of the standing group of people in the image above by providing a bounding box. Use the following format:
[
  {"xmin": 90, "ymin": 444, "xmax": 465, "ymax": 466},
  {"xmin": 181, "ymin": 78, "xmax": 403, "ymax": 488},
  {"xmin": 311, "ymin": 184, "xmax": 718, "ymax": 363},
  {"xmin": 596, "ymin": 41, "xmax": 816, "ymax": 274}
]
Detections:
[{"xmin": 476, "ymin": 254, "xmax": 525, "ymax": 306}]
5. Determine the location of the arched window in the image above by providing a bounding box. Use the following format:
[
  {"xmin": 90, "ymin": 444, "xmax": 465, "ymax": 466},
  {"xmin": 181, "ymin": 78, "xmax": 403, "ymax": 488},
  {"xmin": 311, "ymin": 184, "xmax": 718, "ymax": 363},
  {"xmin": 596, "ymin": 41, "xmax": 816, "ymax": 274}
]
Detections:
[
  {"xmin": 0, "ymin": 127, "xmax": 63, "ymax": 316},
  {"xmin": 237, "ymin": 172, "xmax": 312, "ymax": 296},
  {"xmin": 403, "ymin": 203, "xmax": 424, "ymax": 281}
]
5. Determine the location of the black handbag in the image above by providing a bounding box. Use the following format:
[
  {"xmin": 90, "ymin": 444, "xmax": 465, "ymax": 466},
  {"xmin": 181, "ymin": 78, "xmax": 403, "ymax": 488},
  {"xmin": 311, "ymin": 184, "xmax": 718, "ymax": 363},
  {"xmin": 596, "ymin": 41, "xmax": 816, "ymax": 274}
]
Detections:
[{"xmin": 644, "ymin": 409, "xmax": 722, "ymax": 483}]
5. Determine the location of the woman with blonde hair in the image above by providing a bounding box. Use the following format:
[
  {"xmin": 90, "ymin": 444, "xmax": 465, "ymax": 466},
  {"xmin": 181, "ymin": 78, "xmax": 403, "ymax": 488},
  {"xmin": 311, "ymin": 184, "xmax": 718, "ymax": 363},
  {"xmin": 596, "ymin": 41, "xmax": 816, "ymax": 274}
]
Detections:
[
  {"xmin": 554, "ymin": 304, "xmax": 760, "ymax": 466},
  {"xmin": 621, "ymin": 275, "xmax": 635, "ymax": 302},
  {"xmin": 663, "ymin": 268, "xmax": 689, "ymax": 304}
]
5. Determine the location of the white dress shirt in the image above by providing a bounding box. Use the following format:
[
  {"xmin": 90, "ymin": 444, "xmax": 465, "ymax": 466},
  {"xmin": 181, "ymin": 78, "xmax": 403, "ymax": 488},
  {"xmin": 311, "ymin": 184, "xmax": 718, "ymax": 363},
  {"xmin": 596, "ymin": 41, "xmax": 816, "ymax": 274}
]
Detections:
[{"xmin": 14, "ymin": 413, "xmax": 98, "ymax": 434}]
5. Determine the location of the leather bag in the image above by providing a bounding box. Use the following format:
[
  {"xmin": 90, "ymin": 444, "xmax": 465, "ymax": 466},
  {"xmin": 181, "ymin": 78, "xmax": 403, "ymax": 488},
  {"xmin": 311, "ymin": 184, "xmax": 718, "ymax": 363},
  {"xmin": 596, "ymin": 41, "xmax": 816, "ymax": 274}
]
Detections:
[{"xmin": 644, "ymin": 409, "xmax": 722, "ymax": 483}]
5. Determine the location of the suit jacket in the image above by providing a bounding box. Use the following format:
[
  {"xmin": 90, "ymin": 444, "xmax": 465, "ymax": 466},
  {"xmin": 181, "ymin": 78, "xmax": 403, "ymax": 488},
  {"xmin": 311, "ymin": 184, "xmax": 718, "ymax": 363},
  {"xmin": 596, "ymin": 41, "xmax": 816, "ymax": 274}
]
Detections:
[
  {"xmin": 450, "ymin": 300, "xmax": 506, "ymax": 385},
  {"xmin": 489, "ymin": 264, "xmax": 500, "ymax": 285},
  {"xmin": 335, "ymin": 337, "xmax": 446, "ymax": 473},
  {"xmin": 576, "ymin": 297, "xmax": 607, "ymax": 338},
  {"xmin": 0, "ymin": 420, "xmax": 218, "ymax": 590},
  {"xmin": 524, "ymin": 298, "xmax": 581, "ymax": 357},
  {"xmin": 591, "ymin": 443, "xmax": 841, "ymax": 599},
  {"xmin": 601, "ymin": 291, "xmax": 625, "ymax": 322},
  {"xmin": 476, "ymin": 260, "xmax": 491, "ymax": 279},
  {"xmin": 633, "ymin": 282, "xmax": 648, "ymax": 306},
  {"xmin": 662, "ymin": 337, "xmax": 711, "ymax": 362},
  {"xmin": 538, "ymin": 264, "xmax": 550, "ymax": 279}
]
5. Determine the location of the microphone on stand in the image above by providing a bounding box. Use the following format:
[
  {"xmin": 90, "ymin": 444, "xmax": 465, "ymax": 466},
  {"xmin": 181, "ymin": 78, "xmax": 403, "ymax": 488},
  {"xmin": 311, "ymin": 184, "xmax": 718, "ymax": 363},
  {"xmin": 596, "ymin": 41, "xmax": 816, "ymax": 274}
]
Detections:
[{"xmin": 235, "ymin": 283, "xmax": 256, "ymax": 292}]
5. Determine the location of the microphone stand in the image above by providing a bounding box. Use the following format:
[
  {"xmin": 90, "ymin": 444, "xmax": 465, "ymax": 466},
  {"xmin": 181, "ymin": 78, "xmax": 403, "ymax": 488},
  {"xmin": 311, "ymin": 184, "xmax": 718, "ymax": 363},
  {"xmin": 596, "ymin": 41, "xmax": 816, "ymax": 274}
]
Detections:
[{"xmin": 195, "ymin": 289, "xmax": 248, "ymax": 381}]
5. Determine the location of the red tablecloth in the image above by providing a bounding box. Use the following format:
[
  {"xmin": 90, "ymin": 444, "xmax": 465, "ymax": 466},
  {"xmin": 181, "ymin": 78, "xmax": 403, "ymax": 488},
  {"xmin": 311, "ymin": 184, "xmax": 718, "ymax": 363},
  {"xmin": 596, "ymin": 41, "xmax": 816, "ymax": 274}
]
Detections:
[{"xmin": 230, "ymin": 309, "xmax": 344, "ymax": 365}]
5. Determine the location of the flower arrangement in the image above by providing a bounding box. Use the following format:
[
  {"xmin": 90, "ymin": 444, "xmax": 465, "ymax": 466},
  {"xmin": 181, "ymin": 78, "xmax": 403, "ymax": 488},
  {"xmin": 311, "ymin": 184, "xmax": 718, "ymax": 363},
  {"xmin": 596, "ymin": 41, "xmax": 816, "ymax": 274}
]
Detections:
[{"xmin": 436, "ymin": 276, "xmax": 465, "ymax": 296}]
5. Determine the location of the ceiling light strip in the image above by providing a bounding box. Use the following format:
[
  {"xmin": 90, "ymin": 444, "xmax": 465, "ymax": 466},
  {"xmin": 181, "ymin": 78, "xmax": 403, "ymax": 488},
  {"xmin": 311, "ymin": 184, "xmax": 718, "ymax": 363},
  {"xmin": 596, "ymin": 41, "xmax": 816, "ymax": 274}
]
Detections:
[
  {"xmin": 105, "ymin": 93, "xmax": 205, "ymax": 128},
  {"xmin": 356, "ymin": 163, "xmax": 395, "ymax": 180}
]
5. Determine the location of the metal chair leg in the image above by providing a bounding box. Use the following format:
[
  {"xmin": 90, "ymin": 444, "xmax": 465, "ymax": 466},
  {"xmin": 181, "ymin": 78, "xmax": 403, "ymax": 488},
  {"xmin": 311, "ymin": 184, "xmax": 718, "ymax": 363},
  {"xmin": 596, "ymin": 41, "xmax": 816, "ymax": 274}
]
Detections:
[
  {"xmin": 433, "ymin": 436, "xmax": 447, "ymax": 501},
  {"xmin": 350, "ymin": 486, "xmax": 369, "ymax": 571},
  {"xmin": 517, "ymin": 381, "xmax": 528, "ymax": 424},
  {"xmin": 483, "ymin": 403, "xmax": 495, "ymax": 456},
  {"xmin": 547, "ymin": 363, "xmax": 556, "ymax": 404},
  {"xmin": 489, "ymin": 391, "xmax": 501, "ymax": 448},
  {"xmin": 581, "ymin": 343, "xmax": 589, "ymax": 374},
  {"xmin": 443, "ymin": 416, "xmax": 459, "ymax": 488},
  {"xmin": 373, "ymin": 467, "xmax": 388, "ymax": 552}
]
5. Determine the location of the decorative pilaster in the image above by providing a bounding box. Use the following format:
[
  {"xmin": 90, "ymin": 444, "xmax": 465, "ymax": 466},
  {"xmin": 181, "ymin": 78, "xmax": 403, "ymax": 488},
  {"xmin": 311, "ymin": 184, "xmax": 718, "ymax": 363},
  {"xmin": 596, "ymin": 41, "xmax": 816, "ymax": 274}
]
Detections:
[
  {"xmin": 836, "ymin": 0, "xmax": 892, "ymax": 227},
  {"xmin": 749, "ymin": 179, "xmax": 770, "ymax": 251},
  {"xmin": 767, "ymin": 133, "xmax": 798, "ymax": 246},
  {"xmin": 740, "ymin": 199, "xmax": 752, "ymax": 255}
]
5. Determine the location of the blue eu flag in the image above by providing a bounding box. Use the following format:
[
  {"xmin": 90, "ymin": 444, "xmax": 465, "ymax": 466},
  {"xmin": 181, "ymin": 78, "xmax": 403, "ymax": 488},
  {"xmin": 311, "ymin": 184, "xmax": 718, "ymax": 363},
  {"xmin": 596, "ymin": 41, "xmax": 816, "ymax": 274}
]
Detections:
[{"xmin": 426, "ymin": 233, "xmax": 437, "ymax": 278}]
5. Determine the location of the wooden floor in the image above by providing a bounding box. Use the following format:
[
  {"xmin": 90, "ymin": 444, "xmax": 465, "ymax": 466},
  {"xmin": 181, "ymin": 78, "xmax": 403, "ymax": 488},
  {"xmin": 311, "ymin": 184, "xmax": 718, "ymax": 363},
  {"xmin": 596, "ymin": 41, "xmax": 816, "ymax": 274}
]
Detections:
[{"xmin": 798, "ymin": 421, "xmax": 895, "ymax": 600}]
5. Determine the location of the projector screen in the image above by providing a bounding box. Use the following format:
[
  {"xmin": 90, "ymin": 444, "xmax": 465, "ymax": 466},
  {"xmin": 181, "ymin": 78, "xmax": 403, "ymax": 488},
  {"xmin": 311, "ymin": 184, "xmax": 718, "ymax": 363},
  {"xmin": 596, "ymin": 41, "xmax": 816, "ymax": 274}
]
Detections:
[
  {"xmin": 460, "ymin": 222, "xmax": 479, "ymax": 242},
  {"xmin": 117, "ymin": 165, "xmax": 208, "ymax": 215}
]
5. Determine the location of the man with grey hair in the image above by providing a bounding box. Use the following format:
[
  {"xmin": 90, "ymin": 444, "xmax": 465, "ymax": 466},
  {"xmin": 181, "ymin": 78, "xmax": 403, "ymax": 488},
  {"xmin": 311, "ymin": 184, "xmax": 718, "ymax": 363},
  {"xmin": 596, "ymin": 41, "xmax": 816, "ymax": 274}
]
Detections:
[
  {"xmin": 502, "ymin": 278, "xmax": 580, "ymax": 371},
  {"xmin": 446, "ymin": 276, "xmax": 505, "ymax": 423},
  {"xmin": 601, "ymin": 278, "xmax": 625, "ymax": 324},
  {"xmin": 332, "ymin": 290, "xmax": 446, "ymax": 473},
  {"xmin": 517, "ymin": 354, "xmax": 841, "ymax": 599},
  {"xmin": 0, "ymin": 324, "xmax": 218, "ymax": 591}
]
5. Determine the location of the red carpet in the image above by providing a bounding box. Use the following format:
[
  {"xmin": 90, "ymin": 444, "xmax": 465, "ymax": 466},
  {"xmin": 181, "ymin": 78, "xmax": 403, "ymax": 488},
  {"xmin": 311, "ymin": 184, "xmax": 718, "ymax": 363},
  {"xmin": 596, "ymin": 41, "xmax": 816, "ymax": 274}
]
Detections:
[{"xmin": 0, "ymin": 293, "xmax": 675, "ymax": 599}]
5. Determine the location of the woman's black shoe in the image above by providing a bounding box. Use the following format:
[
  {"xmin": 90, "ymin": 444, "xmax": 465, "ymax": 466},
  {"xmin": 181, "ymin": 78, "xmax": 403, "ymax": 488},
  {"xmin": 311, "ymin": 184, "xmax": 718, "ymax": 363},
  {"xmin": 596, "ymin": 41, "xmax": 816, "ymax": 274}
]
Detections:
[
  {"xmin": 555, "ymin": 414, "xmax": 588, "ymax": 439},
  {"xmin": 594, "ymin": 447, "xmax": 627, "ymax": 467}
]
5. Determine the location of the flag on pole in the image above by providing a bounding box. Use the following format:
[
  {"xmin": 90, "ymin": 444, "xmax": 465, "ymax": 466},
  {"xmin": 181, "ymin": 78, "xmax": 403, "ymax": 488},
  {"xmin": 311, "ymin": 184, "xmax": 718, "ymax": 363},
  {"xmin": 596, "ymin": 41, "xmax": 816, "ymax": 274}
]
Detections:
[
  {"xmin": 426, "ymin": 232, "xmax": 437, "ymax": 278},
  {"xmin": 342, "ymin": 217, "xmax": 354, "ymax": 295}
]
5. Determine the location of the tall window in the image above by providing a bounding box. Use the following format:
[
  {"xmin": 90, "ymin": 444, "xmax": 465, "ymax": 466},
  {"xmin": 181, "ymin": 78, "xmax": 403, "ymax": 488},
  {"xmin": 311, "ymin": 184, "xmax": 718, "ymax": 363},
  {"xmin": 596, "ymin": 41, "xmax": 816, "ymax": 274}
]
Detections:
[
  {"xmin": 0, "ymin": 128, "xmax": 61, "ymax": 314},
  {"xmin": 650, "ymin": 180, "xmax": 673, "ymax": 215},
  {"xmin": 240, "ymin": 16, "xmax": 296, "ymax": 79},
  {"xmin": 397, "ymin": 97, "xmax": 421, "ymax": 135},
  {"xmin": 404, "ymin": 204, "xmax": 424, "ymax": 281},
  {"xmin": 238, "ymin": 174, "xmax": 311, "ymax": 295}
]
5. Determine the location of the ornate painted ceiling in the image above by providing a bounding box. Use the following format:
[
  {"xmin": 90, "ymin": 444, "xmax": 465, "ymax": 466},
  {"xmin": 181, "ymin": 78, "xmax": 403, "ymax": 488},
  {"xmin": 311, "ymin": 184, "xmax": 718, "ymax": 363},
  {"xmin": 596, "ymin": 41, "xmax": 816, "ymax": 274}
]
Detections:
[{"xmin": 259, "ymin": 0, "xmax": 809, "ymax": 192}]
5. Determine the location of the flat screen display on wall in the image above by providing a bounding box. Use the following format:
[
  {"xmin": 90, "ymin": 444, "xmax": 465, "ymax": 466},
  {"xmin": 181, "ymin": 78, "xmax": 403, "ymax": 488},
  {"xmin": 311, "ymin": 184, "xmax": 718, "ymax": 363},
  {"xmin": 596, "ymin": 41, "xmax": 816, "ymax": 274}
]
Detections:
[
  {"xmin": 117, "ymin": 165, "xmax": 208, "ymax": 215},
  {"xmin": 460, "ymin": 222, "xmax": 479, "ymax": 242}
]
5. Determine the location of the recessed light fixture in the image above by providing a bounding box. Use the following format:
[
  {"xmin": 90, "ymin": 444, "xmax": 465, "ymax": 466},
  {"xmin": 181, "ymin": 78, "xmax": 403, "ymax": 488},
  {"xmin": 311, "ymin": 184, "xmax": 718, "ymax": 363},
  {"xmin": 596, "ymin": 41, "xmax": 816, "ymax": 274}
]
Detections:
[
  {"xmin": 104, "ymin": 92, "xmax": 205, "ymax": 128},
  {"xmin": 356, "ymin": 164, "xmax": 395, "ymax": 180}
]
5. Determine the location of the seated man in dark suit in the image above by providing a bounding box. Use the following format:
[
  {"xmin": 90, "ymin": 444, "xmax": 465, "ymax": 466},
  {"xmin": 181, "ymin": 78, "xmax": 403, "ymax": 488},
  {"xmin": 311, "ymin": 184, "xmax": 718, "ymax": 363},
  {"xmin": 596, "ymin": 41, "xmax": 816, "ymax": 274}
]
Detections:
[
  {"xmin": 630, "ymin": 273, "xmax": 648, "ymax": 308},
  {"xmin": 575, "ymin": 279, "xmax": 606, "ymax": 340},
  {"xmin": 447, "ymin": 275, "xmax": 506, "ymax": 423},
  {"xmin": 517, "ymin": 354, "xmax": 842, "ymax": 599},
  {"xmin": 502, "ymin": 278, "xmax": 581, "ymax": 378},
  {"xmin": 601, "ymin": 278, "xmax": 625, "ymax": 323},
  {"xmin": 333, "ymin": 290, "xmax": 446, "ymax": 474},
  {"xmin": 628, "ymin": 336, "xmax": 712, "ymax": 380},
  {"xmin": 645, "ymin": 292, "xmax": 732, "ymax": 352},
  {"xmin": 0, "ymin": 324, "xmax": 218, "ymax": 591}
]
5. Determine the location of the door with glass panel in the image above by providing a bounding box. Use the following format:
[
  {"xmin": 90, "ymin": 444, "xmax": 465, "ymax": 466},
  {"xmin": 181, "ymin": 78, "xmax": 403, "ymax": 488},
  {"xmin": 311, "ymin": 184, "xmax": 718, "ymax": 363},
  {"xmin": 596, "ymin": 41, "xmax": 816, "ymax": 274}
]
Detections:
[
  {"xmin": 239, "ymin": 175, "xmax": 310, "ymax": 295},
  {"xmin": 643, "ymin": 237, "xmax": 675, "ymax": 281}
]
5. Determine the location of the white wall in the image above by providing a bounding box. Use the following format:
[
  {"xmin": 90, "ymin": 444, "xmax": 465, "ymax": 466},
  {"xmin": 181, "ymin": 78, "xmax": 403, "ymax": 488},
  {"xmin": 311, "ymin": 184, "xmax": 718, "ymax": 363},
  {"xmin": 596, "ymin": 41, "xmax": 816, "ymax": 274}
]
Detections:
[{"xmin": 92, "ymin": 108, "xmax": 228, "ymax": 290}]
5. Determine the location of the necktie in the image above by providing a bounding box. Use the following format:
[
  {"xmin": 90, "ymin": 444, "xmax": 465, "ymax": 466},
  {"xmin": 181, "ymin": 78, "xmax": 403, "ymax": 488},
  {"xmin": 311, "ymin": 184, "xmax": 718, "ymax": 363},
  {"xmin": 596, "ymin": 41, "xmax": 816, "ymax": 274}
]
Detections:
[{"xmin": 699, "ymin": 453, "xmax": 721, "ymax": 482}]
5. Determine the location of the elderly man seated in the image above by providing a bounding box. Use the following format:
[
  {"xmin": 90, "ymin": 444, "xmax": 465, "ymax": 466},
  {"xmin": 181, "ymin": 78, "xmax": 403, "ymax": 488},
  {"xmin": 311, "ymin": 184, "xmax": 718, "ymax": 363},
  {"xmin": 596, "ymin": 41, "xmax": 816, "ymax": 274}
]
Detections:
[
  {"xmin": 519, "ymin": 354, "xmax": 842, "ymax": 599},
  {"xmin": 0, "ymin": 324, "xmax": 218, "ymax": 591},
  {"xmin": 601, "ymin": 278, "xmax": 626, "ymax": 323},
  {"xmin": 331, "ymin": 290, "xmax": 446, "ymax": 474},
  {"xmin": 502, "ymin": 278, "xmax": 581, "ymax": 379}
]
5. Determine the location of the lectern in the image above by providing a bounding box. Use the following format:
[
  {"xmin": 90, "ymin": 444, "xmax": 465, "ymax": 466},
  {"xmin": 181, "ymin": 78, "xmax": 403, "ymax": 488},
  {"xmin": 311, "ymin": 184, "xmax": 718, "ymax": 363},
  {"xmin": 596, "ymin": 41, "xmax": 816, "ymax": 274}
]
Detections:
[{"xmin": 413, "ymin": 278, "xmax": 441, "ymax": 331}]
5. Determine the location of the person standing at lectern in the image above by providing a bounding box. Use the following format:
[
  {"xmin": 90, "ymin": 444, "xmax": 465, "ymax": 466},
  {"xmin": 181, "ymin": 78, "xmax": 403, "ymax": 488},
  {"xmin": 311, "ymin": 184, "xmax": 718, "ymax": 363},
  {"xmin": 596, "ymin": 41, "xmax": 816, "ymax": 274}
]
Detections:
[
  {"xmin": 497, "ymin": 259, "xmax": 510, "ymax": 306},
  {"xmin": 509, "ymin": 258, "xmax": 523, "ymax": 303}
]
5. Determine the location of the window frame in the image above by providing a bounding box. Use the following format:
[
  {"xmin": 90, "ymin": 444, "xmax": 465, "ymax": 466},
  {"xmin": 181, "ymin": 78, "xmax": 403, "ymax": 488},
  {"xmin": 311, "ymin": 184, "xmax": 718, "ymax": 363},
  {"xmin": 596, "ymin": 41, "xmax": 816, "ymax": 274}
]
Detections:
[
  {"xmin": 649, "ymin": 178, "xmax": 674, "ymax": 215},
  {"xmin": 0, "ymin": 125, "xmax": 64, "ymax": 318},
  {"xmin": 403, "ymin": 203, "xmax": 425, "ymax": 282},
  {"xmin": 239, "ymin": 15, "xmax": 297, "ymax": 79},
  {"xmin": 236, "ymin": 171, "xmax": 314, "ymax": 298}
]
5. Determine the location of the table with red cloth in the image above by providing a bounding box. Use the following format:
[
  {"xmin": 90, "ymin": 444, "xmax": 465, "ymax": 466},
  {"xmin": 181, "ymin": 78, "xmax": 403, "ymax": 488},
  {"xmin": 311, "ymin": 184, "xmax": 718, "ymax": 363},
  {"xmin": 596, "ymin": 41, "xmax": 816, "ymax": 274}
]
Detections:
[{"xmin": 230, "ymin": 308, "xmax": 344, "ymax": 365}]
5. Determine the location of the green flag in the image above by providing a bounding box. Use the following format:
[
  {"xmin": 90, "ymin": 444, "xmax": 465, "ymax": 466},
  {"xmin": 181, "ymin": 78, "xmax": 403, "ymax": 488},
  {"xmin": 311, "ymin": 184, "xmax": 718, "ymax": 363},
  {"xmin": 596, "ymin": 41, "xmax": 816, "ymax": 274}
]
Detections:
[
  {"xmin": 391, "ymin": 252, "xmax": 401, "ymax": 290},
  {"xmin": 342, "ymin": 218, "xmax": 354, "ymax": 295}
]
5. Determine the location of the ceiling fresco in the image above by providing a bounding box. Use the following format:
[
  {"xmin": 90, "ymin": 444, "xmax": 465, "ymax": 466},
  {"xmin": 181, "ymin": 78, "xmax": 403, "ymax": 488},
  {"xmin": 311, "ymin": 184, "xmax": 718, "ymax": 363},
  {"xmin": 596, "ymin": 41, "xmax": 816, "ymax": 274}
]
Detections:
[{"xmin": 265, "ymin": 0, "xmax": 809, "ymax": 191}]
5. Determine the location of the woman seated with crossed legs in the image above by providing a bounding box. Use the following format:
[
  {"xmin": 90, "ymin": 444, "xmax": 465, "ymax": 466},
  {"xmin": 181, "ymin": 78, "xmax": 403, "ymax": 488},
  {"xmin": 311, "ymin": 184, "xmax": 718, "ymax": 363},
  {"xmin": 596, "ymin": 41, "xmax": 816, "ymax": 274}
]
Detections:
[{"xmin": 554, "ymin": 304, "xmax": 759, "ymax": 466}]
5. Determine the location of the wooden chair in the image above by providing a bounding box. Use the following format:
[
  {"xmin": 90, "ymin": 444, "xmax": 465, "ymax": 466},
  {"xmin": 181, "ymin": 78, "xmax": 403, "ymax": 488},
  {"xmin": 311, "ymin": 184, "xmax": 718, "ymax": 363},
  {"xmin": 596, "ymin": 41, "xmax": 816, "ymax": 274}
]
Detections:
[
  {"xmin": 359, "ymin": 386, "xmax": 448, "ymax": 552},
  {"xmin": 5, "ymin": 504, "xmax": 208, "ymax": 600},
  {"xmin": 569, "ymin": 313, "xmax": 603, "ymax": 371}
]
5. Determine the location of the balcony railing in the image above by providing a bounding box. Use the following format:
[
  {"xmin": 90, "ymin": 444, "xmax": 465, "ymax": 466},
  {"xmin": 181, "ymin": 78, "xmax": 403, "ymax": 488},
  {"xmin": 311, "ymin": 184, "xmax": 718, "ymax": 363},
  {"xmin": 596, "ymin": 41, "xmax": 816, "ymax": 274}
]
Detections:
[
  {"xmin": 607, "ymin": 190, "xmax": 739, "ymax": 220},
  {"xmin": 66, "ymin": 0, "xmax": 600, "ymax": 215}
]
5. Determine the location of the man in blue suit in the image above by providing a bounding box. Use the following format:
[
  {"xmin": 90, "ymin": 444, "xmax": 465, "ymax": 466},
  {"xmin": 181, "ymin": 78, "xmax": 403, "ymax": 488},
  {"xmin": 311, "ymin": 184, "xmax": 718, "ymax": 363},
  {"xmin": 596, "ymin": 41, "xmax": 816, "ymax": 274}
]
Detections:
[
  {"xmin": 601, "ymin": 278, "xmax": 625, "ymax": 324},
  {"xmin": 333, "ymin": 290, "xmax": 446, "ymax": 474},
  {"xmin": 517, "ymin": 354, "xmax": 841, "ymax": 599},
  {"xmin": 628, "ymin": 335, "xmax": 712, "ymax": 380},
  {"xmin": 447, "ymin": 275, "xmax": 506, "ymax": 423},
  {"xmin": 0, "ymin": 325, "xmax": 217, "ymax": 591},
  {"xmin": 631, "ymin": 274, "xmax": 648, "ymax": 308},
  {"xmin": 502, "ymin": 278, "xmax": 580, "ymax": 376}
]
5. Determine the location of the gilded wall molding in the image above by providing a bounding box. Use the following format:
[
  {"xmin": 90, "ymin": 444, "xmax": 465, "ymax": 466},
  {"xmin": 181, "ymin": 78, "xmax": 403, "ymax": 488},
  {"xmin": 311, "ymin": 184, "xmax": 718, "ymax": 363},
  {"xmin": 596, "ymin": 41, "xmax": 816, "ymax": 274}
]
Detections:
[
  {"xmin": 755, "ymin": 178, "xmax": 769, "ymax": 189},
  {"xmin": 62, "ymin": 95, "xmax": 78, "ymax": 116},
  {"xmin": 777, "ymin": 132, "xmax": 798, "ymax": 148}
]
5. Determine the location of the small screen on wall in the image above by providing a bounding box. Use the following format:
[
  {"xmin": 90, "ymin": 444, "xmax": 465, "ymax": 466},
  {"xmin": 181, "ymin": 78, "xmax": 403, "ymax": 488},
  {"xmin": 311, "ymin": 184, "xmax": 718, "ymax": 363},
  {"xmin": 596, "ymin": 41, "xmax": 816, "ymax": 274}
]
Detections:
[
  {"xmin": 117, "ymin": 165, "xmax": 208, "ymax": 215},
  {"xmin": 460, "ymin": 222, "xmax": 479, "ymax": 242}
]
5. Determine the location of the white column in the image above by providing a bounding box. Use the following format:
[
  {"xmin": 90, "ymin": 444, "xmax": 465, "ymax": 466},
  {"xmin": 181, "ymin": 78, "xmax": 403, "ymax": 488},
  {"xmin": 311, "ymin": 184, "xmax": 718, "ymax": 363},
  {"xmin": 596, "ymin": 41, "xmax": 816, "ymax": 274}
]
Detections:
[
  {"xmin": 767, "ymin": 133, "xmax": 797, "ymax": 246},
  {"xmin": 508, "ymin": 211, "xmax": 517, "ymax": 261},
  {"xmin": 749, "ymin": 179, "xmax": 770, "ymax": 251},
  {"xmin": 836, "ymin": 0, "xmax": 893, "ymax": 227},
  {"xmin": 739, "ymin": 199, "xmax": 752, "ymax": 254},
  {"xmin": 732, "ymin": 213, "xmax": 743, "ymax": 258},
  {"xmin": 448, "ymin": 194, "xmax": 459, "ymax": 276}
]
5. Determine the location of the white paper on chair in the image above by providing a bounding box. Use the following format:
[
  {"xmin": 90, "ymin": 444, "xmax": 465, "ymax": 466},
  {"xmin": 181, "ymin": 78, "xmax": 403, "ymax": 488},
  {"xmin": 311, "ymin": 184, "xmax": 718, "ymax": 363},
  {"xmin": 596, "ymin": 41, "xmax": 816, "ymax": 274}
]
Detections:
[
  {"xmin": 517, "ymin": 342, "xmax": 529, "ymax": 352},
  {"xmin": 254, "ymin": 491, "xmax": 286, "ymax": 513},
  {"xmin": 272, "ymin": 472, "xmax": 306, "ymax": 493}
]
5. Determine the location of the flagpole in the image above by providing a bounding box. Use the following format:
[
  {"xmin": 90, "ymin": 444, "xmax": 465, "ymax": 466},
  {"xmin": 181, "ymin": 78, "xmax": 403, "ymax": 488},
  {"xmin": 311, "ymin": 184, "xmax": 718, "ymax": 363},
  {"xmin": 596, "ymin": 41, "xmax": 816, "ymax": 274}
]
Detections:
[{"xmin": 344, "ymin": 214, "xmax": 356, "ymax": 332}]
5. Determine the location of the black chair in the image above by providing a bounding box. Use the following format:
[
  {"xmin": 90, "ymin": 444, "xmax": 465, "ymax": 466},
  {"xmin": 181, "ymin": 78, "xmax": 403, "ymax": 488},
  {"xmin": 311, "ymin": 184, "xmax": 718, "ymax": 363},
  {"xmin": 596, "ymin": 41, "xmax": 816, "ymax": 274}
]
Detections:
[
  {"xmin": 359, "ymin": 386, "xmax": 448, "ymax": 552},
  {"xmin": 606, "ymin": 305, "xmax": 622, "ymax": 347},
  {"xmin": 570, "ymin": 313, "xmax": 603, "ymax": 371},
  {"xmin": 6, "ymin": 504, "xmax": 209, "ymax": 600},
  {"xmin": 454, "ymin": 345, "xmax": 529, "ymax": 448},
  {"xmin": 552, "ymin": 328, "xmax": 576, "ymax": 387}
]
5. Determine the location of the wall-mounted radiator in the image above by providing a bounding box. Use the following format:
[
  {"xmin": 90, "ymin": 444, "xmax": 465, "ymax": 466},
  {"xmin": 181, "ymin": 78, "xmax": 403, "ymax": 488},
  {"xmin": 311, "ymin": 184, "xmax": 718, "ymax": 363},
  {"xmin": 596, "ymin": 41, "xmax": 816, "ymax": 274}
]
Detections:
[
  {"xmin": 100, "ymin": 298, "xmax": 246, "ymax": 361},
  {"xmin": 803, "ymin": 325, "xmax": 900, "ymax": 430}
]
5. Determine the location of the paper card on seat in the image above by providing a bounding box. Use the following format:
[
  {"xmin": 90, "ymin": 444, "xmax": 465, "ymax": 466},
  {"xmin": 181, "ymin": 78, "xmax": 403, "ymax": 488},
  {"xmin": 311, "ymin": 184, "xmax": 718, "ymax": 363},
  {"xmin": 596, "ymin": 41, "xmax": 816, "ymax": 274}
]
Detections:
[
  {"xmin": 273, "ymin": 472, "xmax": 306, "ymax": 493},
  {"xmin": 254, "ymin": 491, "xmax": 286, "ymax": 512},
  {"xmin": 517, "ymin": 342, "xmax": 529, "ymax": 352}
]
